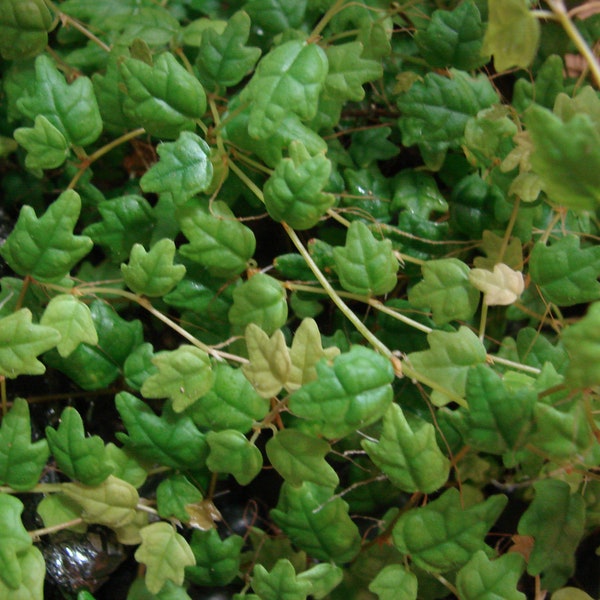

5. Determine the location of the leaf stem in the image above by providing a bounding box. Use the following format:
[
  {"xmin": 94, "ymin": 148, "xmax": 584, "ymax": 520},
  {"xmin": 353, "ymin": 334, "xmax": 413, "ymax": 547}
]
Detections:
[
  {"xmin": 29, "ymin": 517, "xmax": 86, "ymax": 540},
  {"xmin": 309, "ymin": 0, "xmax": 347, "ymax": 41}
]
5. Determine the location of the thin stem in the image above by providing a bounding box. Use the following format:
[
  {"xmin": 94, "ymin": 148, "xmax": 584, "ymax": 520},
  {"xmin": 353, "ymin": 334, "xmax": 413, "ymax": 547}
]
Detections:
[
  {"xmin": 1, "ymin": 377, "xmax": 6, "ymax": 418},
  {"xmin": 478, "ymin": 301, "xmax": 489, "ymax": 343},
  {"xmin": 309, "ymin": 0, "xmax": 347, "ymax": 41},
  {"xmin": 488, "ymin": 355, "xmax": 541, "ymax": 375},
  {"xmin": 29, "ymin": 518, "xmax": 86, "ymax": 540},
  {"xmin": 498, "ymin": 197, "xmax": 521, "ymax": 265}
]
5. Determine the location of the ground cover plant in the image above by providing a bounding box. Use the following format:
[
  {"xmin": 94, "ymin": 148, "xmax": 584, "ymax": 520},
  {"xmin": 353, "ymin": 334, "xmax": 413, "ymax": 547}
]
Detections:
[{"xmin": 0, "ymin": 0, "xmax": 599, "ymax": 598}]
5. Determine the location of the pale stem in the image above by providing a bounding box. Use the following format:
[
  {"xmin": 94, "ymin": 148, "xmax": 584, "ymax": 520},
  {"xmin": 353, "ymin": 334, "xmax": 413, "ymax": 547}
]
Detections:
[
  {"xmin": 29, "ymin": 518, "xmax": 86, "ymax": 540},
  {"xmin": 487, "ymin": 355, "xmax": 542, "ymax": 376},
  {"xmin": 309, "ymin": 0, "xmax": 348, "ymax": 40},
  {"xmin": 478, "ymin": 301, "xmax": 489, "ymax": 343}
]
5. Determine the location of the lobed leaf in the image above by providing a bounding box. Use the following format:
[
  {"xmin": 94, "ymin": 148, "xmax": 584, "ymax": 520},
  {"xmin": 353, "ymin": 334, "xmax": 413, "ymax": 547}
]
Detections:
[
  {"xmin": 368, "ymin": 564, "xmax": 418, "ymax": 600},
  {"xmin": 187, "ymin": 529, "xmax": 244, "ymax": 586},
  {"xmin": 296, "ymin": 563, "xmax": 343, "ymax": 600},
  {"xmin": 245, "ymin": 0, "xmax": 307, "ymax": 35},
  {"xmin": 0, "ymin": 0, "xmax": 53, "ymax": 60},
  {"xmin": 13, "ymin": 115, "xmax": 70, "ymax": 171},
  {"xmin": 469, "ymin": 263, "xmax": 524, "ymax": 306},
  {"xmin": 156, "ymin": 474, "xmax": 203, "ymax": 522},
  {"xmin": 562, "ymin": 302, "xmax": 600, "ymax": 389},
  {"xmin": 206, "ymin": 429, "xmax": 263, "ymax": 486},
  {"xmin": 252, "ymin": 559, "xmax": 312, "ymax": 600}
]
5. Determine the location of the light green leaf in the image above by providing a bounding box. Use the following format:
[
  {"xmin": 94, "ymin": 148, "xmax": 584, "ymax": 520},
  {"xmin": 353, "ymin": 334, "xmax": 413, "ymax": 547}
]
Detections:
[
  {"xmin": 104, "ymin": 443, "xmax": 147, "ymax": 489},
  {"xmin": 266, "ymin": 429, "xmax": 339, "ymax": 488},
  {"xmin": 206, "ymin": 429, "xmax": 263, "ymax": 485},
  {"xmin": 408, "ymin": 258, "xmax": 480, "ymax": 325},
  {"xmin": 0, "ymin": 398, "xmax": 49, "ymax": 492},
  {"xmin": 482, "ymin": 0, "xmax": 540, "ymax": 72},
  {"xmin": 179, "ymin": 199, "xmax": 256, "ymax": 279},
  {"xmin": 40, "ymin": 294, "xmax": 98, "ymax": 357},
  {"xmin": 333, "ymin": 221, "xmax": 398, "ymax": 296},
  {"xmin": 126, "ymin": 578, "xmax": 192, "ymax": 600},
  {"xmin": 469, "ymin": 263, "xmax": 524, "ymax": 306},
  {"xmin": 13, "ymin": 115, "xmax": 70, "ymax": 171},
  {"xmin": 362, "ymin": 403, "xmax": 449, "ymax": 494},
  {"xmin": 0, "ymin": 190, "xmax": 93, "ymax": 282},
  {"xmin": 473, "ymin": 230, "xmax": 523, "ymax": 271},
  {"xmin": 187, "ymin": 529, "xmax": 244, "ymax": 586},
  {"xmin": 552, "ymin": 588, "xmax": 595, "ymax": 600},
  {"xmin": 263, "ymin": 140, "xmax": 335, "ymax": 230},
  {"xmin": 368, "ymin": 564, "xmax": 417, "ymax": 600},
  {"xmin": 296, "ymin": 563, "xmax": 343, "ymax": 600},
  {"xmin": 0, "ymin": 545, "xmax": 45, "ymax": 599},
  {"xmin": 37, "ymin": 493, "xmax": 87, "ymax": 534},
  {"xmin": 241, "ymin": 40, "xmax": 328, "ymax": 139},
  {"xmin": 156, "ymin": 474, "xmax": 203, "ymax": 522},
  {"xmin": 406, "ymin": 327, "xmax": 487, "ymax": 407},
  {"xmin": 518, "ymin": 479, "xmax": 586, "ymax": 591},
  {"xmin": 141, "ymin": 345, "xmax": 214, "ymax": 412},
  {"xmin": 135, "ymin": 522, "xmax": 196, "ymax": 594},
  {"xmin": 392, "ymin": 488, "xmax": 508, "ymax": 573},
  {"xmin": 0, "ymin": 309, "xmax": 60, "ymax": 378},
  {"xmin": 562, "ymin": 302, "xmax": 600, "ymax": 389},
  {"xmin": 289, "ymin": 345, "xmax": 394, "ymax": 439},
  {"xmin": 252, "ymin": 559, "xmax": 312, "ymax": 600},
  {"xmin": 242, "ymin": 324, "xmax": 291, "ymax": 399},
  {"xmin": 0, "ymin": 494, "xmax": 34, "ymax": 590},
  {"xmin": 0, "ymin": 0, "xmax": 53, "ymax": 60},
  {"xmin": 271, "ymin": 482, "xmax": 361, "ymax": 563},
  {"xmin": 456, "ymin": 551, "xmax": 526, "ymax": 600},
  {"xmin": 140, "ymin": 132, "xmax": 213, "ymax": 202},
  {"xmin": 16, "ymin": 55, "xmax": 102, "ymax": 146},
  {"xmin": 120, "ymin": 52, "xmax": 207, "ymax": 139},
  {"xmin": 45, "ymin": 406, "xmax": 112, "ymax": 486}
]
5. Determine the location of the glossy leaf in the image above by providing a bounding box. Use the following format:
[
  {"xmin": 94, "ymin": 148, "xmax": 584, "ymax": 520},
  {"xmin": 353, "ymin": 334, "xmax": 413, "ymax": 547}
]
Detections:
[
  {"xmin": 37, "ymin": 493, "xmax": 87, "ymax": 534},
  {"xmin": 104, "ymin": 443, "xmax": 147, "ymax": 489},
  {"xmin": 13, "ymin": 115, "xmax": 69, "ymax": 171},
  {"xmin": 0, "ymin": 494, "xmax": 34, "ymax": 590},
  {"xmin": 46, "ymin": 406, "xmax": 112, "ymax": 486},
  {"xmin": 362, "ymin": 403, "xmax": 449, "ymax": 494},
  {"xmin": 408, "ymin": 258, "xmax": 479, "ymax": 325},
  {"xmin": 0, "ymin": 0, "xmax": 53, "ymax": 60},
  {"xmin": 263, "ymin": 141, "xmax": 335, "ymax": 230},
  {"xmin": 368, "ymin": 564, "xmax": 417, "ymax": 600},
  {"xmin": 252, "ymin": 559, "xmax": 311, "ymax": 600},
  {"xmin": 245, "ymin": 0, "xmax": 306, "ymax": 35},
  {"xmin": 0, "ymin": 398, "xmax": 49, "ymax": 491},
  {"xmin": 271, "ymin": 482, "xmax": 361, "ymax": 563},
  {"xmin": 562, "ymin": 302, "xmax": 600, "ymax": 389},
  {"xmin": 392, "ymin": 488, "xmax": 508, "ymax": 573},
  {"xmin": 116, "ymin": 391, "xmax": 208, "ymax": 470},
  {"xmin": 289, "ymin": 345, "xmax": 394, "ymax": 439},
  {"xmin": 0, "ymin": 309, "xmax": 60, "ymax": 378},
  {"xmin": 333, "ymin": 221, "xmax": 398, "ymax": 296},
  {"xmin": 135, "ymin": 522, "xmax": 196, "ymax": 594},
  {"xmin": 123, "ymin": 342, "xmax": 157, "ymax": 391},
  {"xmin": 0, "ymin": 190, "xmax": 93, "ymax": 282},
  {"xmin": 266, "ymin": 429, "xmax": 339, "ymax": 488},
  {"xmin": 40, "ymin": 294, "xmax": 98, "ymax": 357},
  {"xmin": 518, "ymin": 479, "xmax": 586, "ymax": 591},
  {"xmin": 296, "ymin": 563, "xmax": 343, "ymax": 600},
  {"xmin": 187, "ymin": 529, "xmax": 243, "ymax": 586},
  {"xmin": 156, "ymin": 474, "xmax": 203, "ymax": 522},
  {"xmin": 206, "ymin": 429, "xmax": 263, "ymax": 485},
  {"xmin": 469, "ymin": 263, "xmax": 524, "ymax": 306}
]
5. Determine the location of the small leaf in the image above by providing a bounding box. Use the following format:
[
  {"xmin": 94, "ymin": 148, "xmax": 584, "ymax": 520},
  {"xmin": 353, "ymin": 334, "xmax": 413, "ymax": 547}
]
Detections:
[
  {"xmin": 13, "ymin": 115, "xmax": 70, "ymax": 171},
  {"xmin": 368, "ymin": 564, "xmax": 418, "ymax": 600},
  {"xmin": 252, "ymin": 559, "xmax": 312, "ymax": 600},
  {"xmin": 187, "ymin": 529, "xmax": 243, "ymax": 586},
  {"xmin": 473, "ymin": 230, "xmax": 523, "ymax": 271},
  {"xmin": 297, "ymin": 565, "xmax": 342, "ymax": 600},
  {"xmin": 0, "ymin": 494, "xmax": 33, "ymax": 590},
  {"xmin": 37, "ymin": 493, "xmax": 87, "ymax": 534},
  {"xmin": 562, "ymin": 302, "xmax": 600, "ymax": 389},
  {"xmin": 156, "ymin": 474, "xmax": 203, "ymax": 522},
  {"xmin": 469, "ymin": 263, "xmax": 524, "ymax": 306},
  {"xmin": 0, "ymin": 0, "xmax": 53, "ymax": 59},
  {"xmin": 0, "ymin": 190, "xmax": 93, "ymax": 282},
  {"xmin": 333, "ymin": 221, "xmax": 398, "ymax": 296},
  {"xmin": 0, "ymin": 398, "xmax": 49, "ymax": 491},
  {"xmin": 135, "ymin": 522, "xmax": 196, "ymax": 594},
  {"xmin": 0, "ymin": 309, "xmax": 60, "ymax": 378},
  {"xmin": 362, "ymin": 403, "xmax": 450, "ymax": 494},
  {"xmin": 206, "ymin": 430, "xmax": 263, "ymax": 485},
  {"xmin": 46, "ymin": 406, "xmax": 112, "ymax": 486},
  {"xmin": 245, "ymin": 0, "xmax": 306, "ymax": 35},
  {"xmin": 40, "ymin": 294, "xmax": 98, "ymax": 357}
]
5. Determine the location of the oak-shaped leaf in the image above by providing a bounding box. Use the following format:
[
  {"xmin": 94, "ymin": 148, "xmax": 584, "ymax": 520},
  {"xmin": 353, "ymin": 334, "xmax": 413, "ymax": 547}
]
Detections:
[
  {"xmin": 206, "ymin": 430, "xmax": 263, "ymax": 486},
  {"xmin": 156, "ymin": 474, "xmax": 203, "ymax": 522},
  {"xmin": 368, "ymin": 564, "xmax": 418, "ymax": 600},
  {"xmin": 0, "ymin": 398, "xmax": 49, "ymax": 491},
  {"xmin": 562, "ymin": 302, "xmax": 600, "ymax": 389},
  {"xmin": 469, "ymin": 263, "xmax": 524, "ymax": 306},
  {"xmin": 13, "ymin": 115, "xmax": 70, "ymax": 171},
  {"xmin": 245, "ymin": 0, "xmax": 306, "ymax": 35},
  {"xmin": 0, "ymin": 190, "xmax": 93, "ymax": 282},
  {"xmin": 392, "ymin": 488, "xmax": 507, "ymax": 573},
  {"xmin": 252, "ymin": 559, "xmax": 312, "ymax": 600},
  {"xmin": 134, "ymin": 522, "xmax": 196, "ymax": 594},
  {"xmin": 362, "ymin": 403, "xmax": 449, "ymax": 494},
  {"xmin": 0, "ymin": 0, "xmax": 53, "ymax": 60},
  {"xmin": 296, "ymin": 563, "xmax": 343, "ymax": 600},
  {"xmin": 187, "ymin": 529, "xmax": 244, "ymax": 586}
]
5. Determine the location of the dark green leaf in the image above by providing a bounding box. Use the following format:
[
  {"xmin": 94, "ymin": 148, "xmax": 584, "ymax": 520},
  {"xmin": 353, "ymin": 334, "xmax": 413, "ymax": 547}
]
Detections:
[
  {"xmin": 245, "ymin": 0, "xmax": 307, "ymax": 35},
  {"xmin": 252, "ymin": 559, "xmax": 312, "ymax": 600},
  {"xmin": 0, "ymin": 0, "xmax": 53, "ymax": 60},
  {"xmin": 187, "ymin": 529, "xmax": 243, "ymax": 586},
  {"xmin": 13, "ymin": 115, "xmax": 70, "ymax": 171},
  {"xmin": 368, "ymin": 565, "xmax": 417, "ymax": 600},
  {"xmin": 156, "ymin": 474, "xmax": 203, "ymax": 522},
  {"xmin": 206, "ymin": 429, "xmax": 263, "ymax": 485}
]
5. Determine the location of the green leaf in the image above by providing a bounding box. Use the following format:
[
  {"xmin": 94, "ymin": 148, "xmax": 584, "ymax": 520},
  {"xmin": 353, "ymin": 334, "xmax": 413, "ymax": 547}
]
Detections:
[
  {"xmin": 263, "ymin": 140, "xmax": 335, "ymax": 230},
  {"xmin": 187, "ymin": 362, "xmax": 269, "ymax": 433},
  {"xmin": 368, "ymin": 565, "xmax": 418, "ymax": 600},
  {"xmin": 179, "ymin": 199, "xmax": 256, "ymax": 278},
  {"xmin": 333, "ymin": 221, "xmax": 398, "ymax": 296},
  {"xmin": 512, "ymin": 55, "xmax": 566, "ymax": 113},
  {"xmin": 527, "ymin": 105, "xmax": 600, "ymax": 212},
  {"xmin": 206, "ymin": 429, "xmax": 263, "ymax": 485},
  {"xmin": 228, "ymin": 273, "xmax": 288, "ymax": 336},
  {"xmin": 116, "ymin": 391, "xmax": 208, "ymax": 470},
  {"xmin": 134, "ymin": 522, "xmax": 196, "ymax": 595},
  {"xmin": 392, "ymin": 169, "xmax": 448, "ymax": 217},
  {"xmin": 406, "ymin": 327, "xmax": 487, "ymax": 407},
  {"xmin": 296, "ymin": 563, "xmax": 343, "ymax": 600},
  {"xmin": 0, "ymin": 190, "xmax": 93, "ymax": 282},
  {"xmin": 0, "ymin": 494, "xmax": 34, "ymax": 590},
  {"xmin": 518, "ymin": 479, "xmax": 586, "ymax": 591},
  {"xmin": 241, "ymin": 40, "xmax": 328, "ymax": 139},
  {"xmin": 16, "ymin": 55, "xmax": 102, "ymax": 146},
  {"xmin": 349, "ymin": 127, "xmax": 399, "ymax": 168},
  {"xmin": 120, "ymin": 52, "xmax": 207, "ymax": 139},
  {"xmin": 187, "ymin": 529, "xmax": 243, "ymax": 586},
  {"xmin": 392, "ymin": 488, "xmax": 508, "ymax": 573},
  {"xmin": 196, "ymin": 10, "xmax": 261, "ymax": 89},
  {"xmin": 266, "ymin": 429, "xmax": 339, "ymax": 488},
  {"xmin": 140, "ymin": 133, "xmax": 214, "ymax": 202},
  {"xmin": 104, "ymin": 443, "xmax": 147, "ymax": 489},
  {"xmin": 40, "ymin": 294, "xmax": 98, "ymax": 357},
  {"xmin": 455, "ymin": 551, "xmax": 526, "ymax": 600},
  {"xmin": 0, "ymin": 309, "xmax": 60, "ymax": 378},
  {"xmin": 468, "ymin": 263, "xmax": 524, "ymax": 306},
  {"xmin": 245, "ymin": 0, "xmax": 306, "ymax": 35},
  {"xmin": 552, "ymin": 589, "xmax": 595, "ymax": 600},
  {"xmin": 37, "ymin": 493, "xmax": 87, "ymax": 534},
  {"xmin": 252, "ymin": 559, "xmax": 312, "ymax": 600},
  {"xmin": 156, "ymin": 474, "xmax": 203, "ymax": 522},
  {"xmin": 414, "ymin": 1, "xmax": 488, "ymax": 70},
  {"xmin": 0, "ymin": 0, "xmax": 53, "ymax": 60},
  {"xmin": 141, "ymin": 345, "xmax": 214, "ymax": 412},
  {"xmin": 0, "ymin": 398, "xmax": 49, "ymax": 491},
  {"xmin": 13, "ymin": 115, "xmax": 70, "ymax": 171},
  {"xmin": 46, "ymin": 406, "xmax": 113, "ymax": 486},
  {"xmin": 362, "ymin": 403, "xmax": 449, "ymax": 494},
  {"xmin": 529, "ymin": 236, "xmax": 600, "ymax": 306},
  {"xmin": 289, "ymin": 345, "xmax": 394, "ymax": 439},
  {"xmin": 562, "ymin": 302, "xmax": 600, "ymax": 389},
  {"xmin": 271, "ymin": 482, "xmax": 361, "ymax": 563},
  {"xmin": 482, "ymin": 0, "xmax": 540, "ymax": 72},
  {"xmin": 408, "ymin": 258, "xmax": 479, "ymax": 325}
]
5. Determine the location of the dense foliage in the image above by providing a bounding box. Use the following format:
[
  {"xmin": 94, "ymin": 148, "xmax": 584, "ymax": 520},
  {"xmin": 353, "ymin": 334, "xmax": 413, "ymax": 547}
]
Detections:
[{"xmin": 0, "ymin": 0, "xmax": 599, "ymax": 598}]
